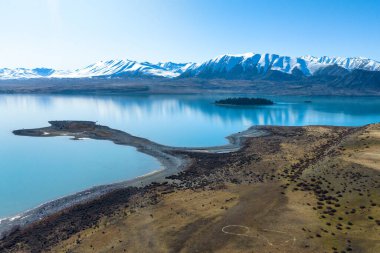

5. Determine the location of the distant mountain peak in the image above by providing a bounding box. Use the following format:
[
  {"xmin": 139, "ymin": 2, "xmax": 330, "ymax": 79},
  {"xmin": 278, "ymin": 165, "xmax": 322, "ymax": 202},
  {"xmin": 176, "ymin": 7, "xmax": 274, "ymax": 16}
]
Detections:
[
  {"xmin": 0, "ymin": 52, "xmax": 379, "ymax": 80},
  {"xmin": 182, "ymin": 52, "xmax": 380, "ymax": 78}
]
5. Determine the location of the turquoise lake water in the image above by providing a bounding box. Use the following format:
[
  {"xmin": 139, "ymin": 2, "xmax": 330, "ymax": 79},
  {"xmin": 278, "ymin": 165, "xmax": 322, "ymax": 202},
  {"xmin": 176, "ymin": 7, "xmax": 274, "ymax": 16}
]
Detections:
[{"xmin": 1, "ymin": 94, "xmax": 380, "ymax": 218}]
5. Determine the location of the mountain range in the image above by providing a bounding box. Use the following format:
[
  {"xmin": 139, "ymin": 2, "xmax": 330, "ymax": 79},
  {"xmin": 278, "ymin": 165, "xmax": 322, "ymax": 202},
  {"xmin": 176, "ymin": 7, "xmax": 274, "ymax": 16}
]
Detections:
[{"xmin": 1, "ymin": 53, "xmax": 380, "ymax": 90}]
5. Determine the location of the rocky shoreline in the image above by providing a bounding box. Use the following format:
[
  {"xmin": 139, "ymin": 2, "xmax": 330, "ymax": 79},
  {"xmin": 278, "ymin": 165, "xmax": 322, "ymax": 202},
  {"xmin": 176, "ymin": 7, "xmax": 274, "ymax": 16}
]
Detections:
[{"xmin": 0, "ymin": 121, "xmax": 266, "ymax": 238}]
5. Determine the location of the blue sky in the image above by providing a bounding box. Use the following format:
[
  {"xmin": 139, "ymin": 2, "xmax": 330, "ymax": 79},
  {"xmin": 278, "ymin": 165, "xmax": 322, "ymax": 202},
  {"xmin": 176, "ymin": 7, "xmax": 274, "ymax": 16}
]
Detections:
[{"xmin": 0, "ymin": 0, "xmax": 379, "ymax": 69}]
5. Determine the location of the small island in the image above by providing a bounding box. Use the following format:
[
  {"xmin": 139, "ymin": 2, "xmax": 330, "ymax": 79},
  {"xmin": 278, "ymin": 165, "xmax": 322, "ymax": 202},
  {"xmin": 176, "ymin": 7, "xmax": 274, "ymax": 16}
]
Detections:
[{"xmin": 215, "ymin": 97, "xmax": 274, "ymax": 106}]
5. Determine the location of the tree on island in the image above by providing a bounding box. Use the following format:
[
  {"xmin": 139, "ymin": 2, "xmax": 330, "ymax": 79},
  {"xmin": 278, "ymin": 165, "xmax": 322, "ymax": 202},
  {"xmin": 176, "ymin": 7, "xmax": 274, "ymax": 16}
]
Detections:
[{"xmin": 215, "ymin": 97, "xmax": 274, "ymax": 106}]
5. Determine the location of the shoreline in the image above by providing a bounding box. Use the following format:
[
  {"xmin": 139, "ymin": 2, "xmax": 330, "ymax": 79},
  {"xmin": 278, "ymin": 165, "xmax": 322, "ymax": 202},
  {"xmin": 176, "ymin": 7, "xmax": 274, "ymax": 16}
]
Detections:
[
  {"xmin": 1, "ymin": 123, "xmax": 379, "ymax": 252},
  {"xmin": 1, "ymin": 78, "xmax": 380, "ymax": 96},
  {"xmin": 0, "ymin": 121, "xmax": 267, "ymax": 238}
]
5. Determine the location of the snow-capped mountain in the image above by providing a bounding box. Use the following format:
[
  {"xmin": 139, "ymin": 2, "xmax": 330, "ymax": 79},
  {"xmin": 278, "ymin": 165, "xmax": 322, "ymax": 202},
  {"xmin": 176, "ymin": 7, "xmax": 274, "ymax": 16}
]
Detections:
[
  {"xmin": 301, "ymin": 55, "xmax": 380, "ymax": 73},
  {"xmin": 156, "ymin": 62, "xmax": 196, "ymax": 74},
  {"xmin": 0, "ymin": 53, "xmax": 379, "ymax": 80},
  {"xmin": 0, "ymin": 60, "xmax": 195, "ymax": 80},
  {"xmin": 181, "ymin": 53, "xmax": 380, "ymax": 78},
  {"xmin": 0, "ymin": 68, "xmax": 55, "ymax": 80},
  {"xmin": 51, "ymin": 59, "xmax": 188, "ymax": 79}
]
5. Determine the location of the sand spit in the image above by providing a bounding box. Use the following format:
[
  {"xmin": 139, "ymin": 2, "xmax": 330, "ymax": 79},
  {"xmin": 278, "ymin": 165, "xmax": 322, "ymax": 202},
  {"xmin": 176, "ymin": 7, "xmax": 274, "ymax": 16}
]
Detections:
[{"xmin": 0, "ymin": 121, "xmax": 266, "ymax": 238}]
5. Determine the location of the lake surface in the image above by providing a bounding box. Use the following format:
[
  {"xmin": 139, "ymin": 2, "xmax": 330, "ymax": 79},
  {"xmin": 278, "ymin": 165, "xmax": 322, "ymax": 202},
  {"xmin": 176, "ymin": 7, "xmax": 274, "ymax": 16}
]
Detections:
[{"xmin": 1, "ymin": 94, "xmax": 380, "ymax": 218}]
